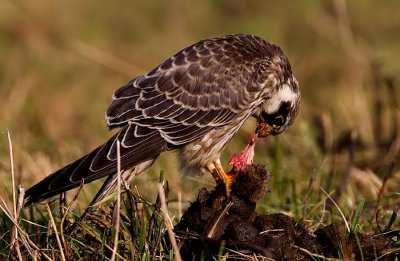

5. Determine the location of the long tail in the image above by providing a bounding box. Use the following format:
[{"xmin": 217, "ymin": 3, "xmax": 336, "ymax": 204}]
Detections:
[
  {"xmin": 24, "ymin": 124, "xmax": 167, "ymax": 207},
  {"xmin": 77, "ymin": 158, "xmax": 155, "ymax": 221}
]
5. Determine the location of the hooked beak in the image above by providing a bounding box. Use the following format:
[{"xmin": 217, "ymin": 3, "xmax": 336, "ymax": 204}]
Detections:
[{"xmin": 256, "ymin": 122, "xmax": 273, "ymax": 138}]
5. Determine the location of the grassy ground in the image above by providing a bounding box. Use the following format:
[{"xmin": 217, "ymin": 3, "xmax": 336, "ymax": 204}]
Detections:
[{"xmin": 0, "ymin": 0, "xmax": 399, "ymax": 259}]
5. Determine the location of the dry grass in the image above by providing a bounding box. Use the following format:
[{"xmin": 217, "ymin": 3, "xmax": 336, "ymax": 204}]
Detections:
[{"xmin": 0, "ymin": 0, "xmax": 399, "ymax": 259}]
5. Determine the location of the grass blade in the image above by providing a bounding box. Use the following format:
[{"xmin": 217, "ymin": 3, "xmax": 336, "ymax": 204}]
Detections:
[
  {"xmin": 385, "ymin": 210, "xmax": 398, "ymax": 232},
  {"xmin": 351, "ymin": 199, "xmax": 365, "ymax": 232}
]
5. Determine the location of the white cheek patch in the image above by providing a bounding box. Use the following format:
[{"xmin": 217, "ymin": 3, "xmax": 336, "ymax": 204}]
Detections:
[{"xmin": 265, "ymin": 83, "xmax": 297, "ymax": 114}]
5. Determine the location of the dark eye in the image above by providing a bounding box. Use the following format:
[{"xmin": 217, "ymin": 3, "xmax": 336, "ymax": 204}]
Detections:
[
  {"xmin": 261, "ymin": 112, "xmax": 286, "ymax": 127},
  {"xmin": 271, "ymin": 114, "xmax": 285, "ymax": 126}
]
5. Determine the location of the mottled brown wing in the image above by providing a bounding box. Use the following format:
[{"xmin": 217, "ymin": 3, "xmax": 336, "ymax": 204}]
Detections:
[{"xmin": 106, "ymin": 35, "xmax": 267, "ymax": 147}]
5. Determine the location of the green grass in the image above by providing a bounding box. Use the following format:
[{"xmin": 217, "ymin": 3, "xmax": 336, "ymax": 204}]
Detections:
[{"xmin": 1, "ymin": 0, "xmax": 400, "ymax": 259}]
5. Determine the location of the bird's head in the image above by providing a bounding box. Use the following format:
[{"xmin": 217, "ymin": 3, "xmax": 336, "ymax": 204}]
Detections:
[{"xmin": 253, "ymin": 54, "xmax": 300, "ymax": 137}]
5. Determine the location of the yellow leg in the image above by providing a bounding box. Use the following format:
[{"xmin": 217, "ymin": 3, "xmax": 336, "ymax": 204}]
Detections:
[
  {"xmin": 206, "ymin": 163, "xmax": 222, "ymax": 183},
  {"xmin": 212, "ymin": 159, "xmax": 233, "ymax": 196}
]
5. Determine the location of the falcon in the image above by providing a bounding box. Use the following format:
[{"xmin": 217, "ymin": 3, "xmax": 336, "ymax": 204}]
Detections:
[{"xmin": 24, "ymin": 34, "xmax": 300, "ymax": 208}]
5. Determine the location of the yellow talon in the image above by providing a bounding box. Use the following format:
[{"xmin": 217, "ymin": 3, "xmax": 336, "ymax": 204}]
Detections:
[{"xmin": 207, "ymin": 160, "xmax": 232, "ymax": 197}]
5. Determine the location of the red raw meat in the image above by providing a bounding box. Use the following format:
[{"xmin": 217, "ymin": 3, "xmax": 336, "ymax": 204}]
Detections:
[{"xmin": 227, "ymin": 133, "xmax": 258, "ymax": 176}]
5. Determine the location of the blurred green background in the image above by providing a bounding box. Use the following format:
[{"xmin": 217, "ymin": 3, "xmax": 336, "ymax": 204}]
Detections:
[{"xmin": 0, "ymin": 0, "xmax": 399, "ymax": 212}]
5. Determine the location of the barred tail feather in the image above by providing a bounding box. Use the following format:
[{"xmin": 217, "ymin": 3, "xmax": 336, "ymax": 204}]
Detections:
[{"xmin": 24, "ymin": 125, "xmax": 167, "ymax": 207}]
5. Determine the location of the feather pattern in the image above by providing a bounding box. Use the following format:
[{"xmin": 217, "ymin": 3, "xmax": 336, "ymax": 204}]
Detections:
[{"xmin": 105, "ymin": 35, "xmax": 271, "ymax": 134}]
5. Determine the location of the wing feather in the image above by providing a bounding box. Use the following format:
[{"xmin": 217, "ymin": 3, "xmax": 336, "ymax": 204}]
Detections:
[{"xmin": 106, "ymin": 34, "xmax": 267, "ymax": 146}]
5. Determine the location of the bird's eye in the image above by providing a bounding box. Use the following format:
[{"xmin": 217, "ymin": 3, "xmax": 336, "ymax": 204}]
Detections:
[{"xmin": 271, "ymin": 114, "xmax": 285, "ymax": 126}]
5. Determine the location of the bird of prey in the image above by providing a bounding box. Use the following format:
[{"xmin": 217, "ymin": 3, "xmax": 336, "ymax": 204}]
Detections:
[{"xmin": 24, "ymin": 34, "xmax": 300, "ymax": 209}]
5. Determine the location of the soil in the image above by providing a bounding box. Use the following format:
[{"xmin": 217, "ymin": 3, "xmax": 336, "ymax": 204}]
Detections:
[{"xmin": 174, "ymin": 164, "xmax": 399, "ymax": 260}]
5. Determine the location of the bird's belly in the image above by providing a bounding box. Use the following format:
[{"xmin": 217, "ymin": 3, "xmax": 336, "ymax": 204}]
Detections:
[{"xmin": 178, "ymin": 125, "xmax": 240, "ymax": 176}]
